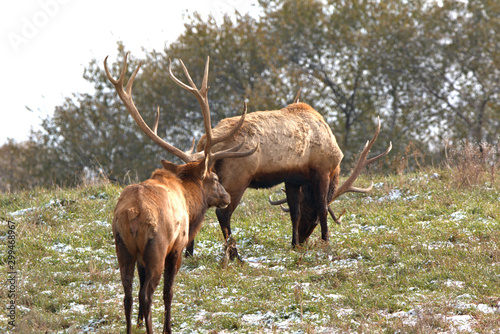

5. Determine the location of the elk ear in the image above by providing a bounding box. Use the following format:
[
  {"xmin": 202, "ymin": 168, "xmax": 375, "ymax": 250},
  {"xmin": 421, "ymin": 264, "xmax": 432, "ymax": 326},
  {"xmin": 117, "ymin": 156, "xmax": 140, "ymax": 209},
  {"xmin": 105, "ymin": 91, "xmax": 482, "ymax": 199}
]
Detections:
[
  {"xmin": 161, "ymin": 160, "xmax": 179, "ymax": 173},
  {"xmin": 194, "ymin": 157, "xmax": 209, "ymax": 180}
]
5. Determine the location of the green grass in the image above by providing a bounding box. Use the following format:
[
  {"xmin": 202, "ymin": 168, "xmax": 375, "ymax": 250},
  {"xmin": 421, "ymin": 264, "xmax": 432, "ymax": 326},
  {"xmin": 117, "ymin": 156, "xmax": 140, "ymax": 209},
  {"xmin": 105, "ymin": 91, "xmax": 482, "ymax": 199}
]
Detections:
[{"xmin": 0, "ymin": 168, "xmax": 499, "ymax": 333}]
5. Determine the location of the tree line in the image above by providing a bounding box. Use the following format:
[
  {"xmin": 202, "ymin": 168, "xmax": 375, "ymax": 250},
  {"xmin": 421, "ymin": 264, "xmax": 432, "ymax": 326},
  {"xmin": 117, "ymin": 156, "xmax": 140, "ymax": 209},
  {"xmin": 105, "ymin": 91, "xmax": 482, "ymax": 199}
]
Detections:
[{"xmin": 1, "ymin": 0, "xmax": 498, "ymax": 192}]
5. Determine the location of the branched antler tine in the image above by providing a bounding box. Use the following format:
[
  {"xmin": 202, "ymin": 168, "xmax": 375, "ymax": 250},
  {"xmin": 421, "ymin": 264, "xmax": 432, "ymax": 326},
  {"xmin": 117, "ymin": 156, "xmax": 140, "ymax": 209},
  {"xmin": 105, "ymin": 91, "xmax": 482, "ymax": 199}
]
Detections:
[
  {"xmin": 168, "ymin": 58, "xmax": 195, "ymax": 92},
  {"xmin": 201, "ymin": 56, "xmax": 210, "ymax": 92},
  {"xmin": 269, "ymin": 195, "xmax": 288, "ymax": 206},
  {"xmin": 104, "ymin": 54, "xmax": 193, "ymax": 163},
  {"xmin": 331, "ymin": 117, "xmax": 390, "ymax": 201},
  {"xmin": 211, "ymin": 103, "xmax": 247, "ymax": 146},
  {"xmin": 179, "ymin": 58, "xmax": 199, "ymax": 91},
  {"xmin": 125, "ymin": 59, "xmax": 142, "ymax": 95},
  {"xmin": 348, "ymin": 182, "xmax": 374, "ymax": 193},
  {"xmin": 185, "ymin": 138, "xmax": 197, "ymax": 155},
  {"xmin": 366, "ymin": 142, "xmax": 392, "ymax": 164},
  {"xmin": 152, "ymin": 106, "xmax": 160, "ymax": 134},
  {"xmin": 169, "ymin": 58, "xmax": 214, "ymax": 151},
  {"xmin": 328, "ymin": 206, "xmax": 345, "ymax": 225},
  {"xmin": 209, "ymin": 141, "xmax": 259, "ymax": 163},
  {"xmin": 294, "ymin": 88, "xmax": 301, "ymax": 103}
]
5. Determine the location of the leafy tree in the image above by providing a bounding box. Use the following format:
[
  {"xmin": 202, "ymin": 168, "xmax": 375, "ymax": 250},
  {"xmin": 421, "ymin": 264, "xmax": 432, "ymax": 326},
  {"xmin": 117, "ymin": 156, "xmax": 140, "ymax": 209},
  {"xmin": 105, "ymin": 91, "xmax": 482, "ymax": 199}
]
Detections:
[
  {"xmin": 12, "ymin": 0, "xmax": 498, "ymax": 189},
  {"xmin": 413, "ymin": 0, "xmax": 500, "ymax": 144}
]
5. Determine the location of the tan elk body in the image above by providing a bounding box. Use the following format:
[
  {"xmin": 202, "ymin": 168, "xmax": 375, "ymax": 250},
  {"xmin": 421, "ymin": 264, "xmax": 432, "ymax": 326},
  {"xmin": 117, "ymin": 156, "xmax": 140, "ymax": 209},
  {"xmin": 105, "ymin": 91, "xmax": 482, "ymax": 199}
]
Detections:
[
  {"xmin": 105, "ymin": 54, "xmax": 256, "ymax": 334},
  {"xmin": 191, "ymin": 99, "xmax": 391, "ymax": 259},
  {"xmin": 207, "ymin": 103, "xmax": 343, "ymax": 178}
]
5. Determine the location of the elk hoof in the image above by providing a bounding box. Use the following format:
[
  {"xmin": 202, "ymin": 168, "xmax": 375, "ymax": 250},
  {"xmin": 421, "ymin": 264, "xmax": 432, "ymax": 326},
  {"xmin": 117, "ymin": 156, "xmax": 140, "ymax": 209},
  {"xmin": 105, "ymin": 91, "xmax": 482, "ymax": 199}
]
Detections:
[{"xmin": 224, "ymin": 236, "xmax": 241, "ymax": 262}]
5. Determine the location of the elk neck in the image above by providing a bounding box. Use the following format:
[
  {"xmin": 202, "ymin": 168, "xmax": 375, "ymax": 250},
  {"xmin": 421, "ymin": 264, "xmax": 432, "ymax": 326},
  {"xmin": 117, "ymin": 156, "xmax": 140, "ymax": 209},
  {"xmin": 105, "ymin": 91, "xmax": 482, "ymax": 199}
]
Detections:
[{"xmin": 151, "ymin": 167, "xmax": 208, "ymax": 235}]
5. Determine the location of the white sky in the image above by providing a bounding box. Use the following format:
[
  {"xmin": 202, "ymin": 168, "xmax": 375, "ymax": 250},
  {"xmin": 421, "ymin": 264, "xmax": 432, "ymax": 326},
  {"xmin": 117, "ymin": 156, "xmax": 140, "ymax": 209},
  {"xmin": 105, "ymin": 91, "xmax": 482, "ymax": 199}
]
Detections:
[{"xmin": 0, "ymin": 0, "xmax": 259, "ymax": 145}]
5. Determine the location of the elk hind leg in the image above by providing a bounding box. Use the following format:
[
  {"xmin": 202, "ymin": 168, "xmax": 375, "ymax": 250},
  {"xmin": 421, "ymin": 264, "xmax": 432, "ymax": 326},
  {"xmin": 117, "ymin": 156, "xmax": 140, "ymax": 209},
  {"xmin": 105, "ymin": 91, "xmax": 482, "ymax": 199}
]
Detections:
[
  {"xmin": 163, "ymin": 248, "xmax": 182, "ymax": 334},
  {"xmin": 136, "ymin": 263, "xmax": 146, "ymax": 327},
  {"xmin": 115, "ymin": 233, "xmax": 136, "ymax": 334},
  {"xmin": 139, "ymin": 243, "xmax": 164, "ymax": 334}
]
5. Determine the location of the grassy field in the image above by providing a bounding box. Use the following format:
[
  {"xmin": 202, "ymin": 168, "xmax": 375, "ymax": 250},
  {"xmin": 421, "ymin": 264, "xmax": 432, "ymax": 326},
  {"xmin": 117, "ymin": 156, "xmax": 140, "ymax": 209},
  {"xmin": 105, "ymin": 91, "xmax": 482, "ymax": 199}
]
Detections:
[{"xmin": 0, "ymin": 167, "xmax": 499, "ymax": 333}]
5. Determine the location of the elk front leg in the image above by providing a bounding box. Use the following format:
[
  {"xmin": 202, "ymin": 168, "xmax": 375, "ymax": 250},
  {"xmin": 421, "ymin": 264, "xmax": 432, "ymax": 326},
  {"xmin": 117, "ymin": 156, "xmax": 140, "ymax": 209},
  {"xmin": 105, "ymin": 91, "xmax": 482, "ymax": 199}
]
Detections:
[
  {"xmin": 297, "ymin": 183, "xmax": 320, "ymax": 244},
  {"xmin": 216, "ymin": 186, "xmax": 247, "ymax": 261},
  {"xmin": 285, "ymin": 182, "xmax": 301, "ymax": 247}
]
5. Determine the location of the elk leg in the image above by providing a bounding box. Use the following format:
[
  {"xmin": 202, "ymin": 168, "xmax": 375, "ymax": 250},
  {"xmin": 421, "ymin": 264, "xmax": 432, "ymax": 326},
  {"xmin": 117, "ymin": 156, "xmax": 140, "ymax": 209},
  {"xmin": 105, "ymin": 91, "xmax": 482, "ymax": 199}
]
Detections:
[
  {"xmin": 285, "ymin": 182, "xmax": 301, "ymax": 247},
  {"xmin": 140, "ymin": 243, "xmax": 164, "ymax": 334},
  {"xmin": 216, "ymin": 187, "xmax": 247, "ymax": 261},
  {"xmin": 115, "ymin": 233, "xmax": 135, "ymax": 334},
  {"xmin": 137, "ymin": 263, "xmax": 146, "ymax": 327},
  {"xmin": 185, "ymin": 240, "xmax": 195, "ymax": 257},
  {"xmin": 313, "ymin": 173, "xmax": 330, "ymax": 242},
  {"xmin": 298, "ymin": 183, "xmax": 319, "ymax": 243},
  {"xmin": 216, "ymin": 206, "xmax": 240, "ymax": 261},
  {"xmin": 163, "ymin": 248, "xmax": 182, "ymax": 334}
]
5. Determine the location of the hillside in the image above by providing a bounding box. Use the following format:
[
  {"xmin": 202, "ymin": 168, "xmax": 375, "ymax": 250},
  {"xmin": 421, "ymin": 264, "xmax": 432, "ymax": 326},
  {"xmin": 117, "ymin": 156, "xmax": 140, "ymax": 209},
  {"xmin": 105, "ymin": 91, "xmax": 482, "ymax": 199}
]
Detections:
[{"xmin": 1, "ymin": 167, "xmax": 499, "ymax": 333}]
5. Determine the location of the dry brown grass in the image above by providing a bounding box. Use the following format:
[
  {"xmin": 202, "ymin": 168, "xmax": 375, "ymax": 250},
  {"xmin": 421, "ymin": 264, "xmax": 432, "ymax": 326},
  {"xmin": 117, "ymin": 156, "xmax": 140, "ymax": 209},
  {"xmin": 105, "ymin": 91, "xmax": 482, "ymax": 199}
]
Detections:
[{"xmin": 445, "ymin": 140, "xmax": 500, "ymax": 188}]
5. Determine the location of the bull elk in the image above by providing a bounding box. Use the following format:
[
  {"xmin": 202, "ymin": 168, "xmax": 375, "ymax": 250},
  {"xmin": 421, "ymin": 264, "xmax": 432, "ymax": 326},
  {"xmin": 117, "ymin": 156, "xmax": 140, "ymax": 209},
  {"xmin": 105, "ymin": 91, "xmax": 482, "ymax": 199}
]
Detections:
[
  {"xmin": 187, "ymin": 98, "xmax": 391, "ymax": 260},
  {"xmin": 105, "ymin": 53, "xmax": 256, "ymax": 334}
]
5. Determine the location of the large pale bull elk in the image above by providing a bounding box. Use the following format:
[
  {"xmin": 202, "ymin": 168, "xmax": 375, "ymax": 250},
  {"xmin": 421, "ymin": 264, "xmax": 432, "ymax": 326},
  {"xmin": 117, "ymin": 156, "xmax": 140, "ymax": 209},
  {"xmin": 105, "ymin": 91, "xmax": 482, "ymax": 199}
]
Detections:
[
  {"xmin": 105, "ymin": 54, "xmax": 256, "ymax": 334},
  {"xmin": 187, "ymin": 99, "xmax": 391, "ymax": 259}
]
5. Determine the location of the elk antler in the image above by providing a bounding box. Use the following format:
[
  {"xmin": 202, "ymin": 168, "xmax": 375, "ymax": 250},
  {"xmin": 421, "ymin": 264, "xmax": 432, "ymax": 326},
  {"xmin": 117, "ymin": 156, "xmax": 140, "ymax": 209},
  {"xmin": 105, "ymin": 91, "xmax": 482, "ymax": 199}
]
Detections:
[
  {"xmin": 294, "ymin": 88, "xmax": 302, "ymax": 103},
  {"xmin": 104, "ymin": 53, "xmax": 195, "ymax": 163},
  {"xmin": 330, "ymin": 117, "xmax": 392, "ymax": 202},
  {"xmin": 105, "ymin": 53, "xmax": 257, "ymax": 164},
  {"xmin": 269, "ymin": 188, "xmax": 289, "ymax": 212},
  {"xmin": 168, "ymin": 57, "xmax": 258, "ymax": 166},
  {"xmin": 269, "ymin": 189, "xmax": 344, "ymax": 224}
]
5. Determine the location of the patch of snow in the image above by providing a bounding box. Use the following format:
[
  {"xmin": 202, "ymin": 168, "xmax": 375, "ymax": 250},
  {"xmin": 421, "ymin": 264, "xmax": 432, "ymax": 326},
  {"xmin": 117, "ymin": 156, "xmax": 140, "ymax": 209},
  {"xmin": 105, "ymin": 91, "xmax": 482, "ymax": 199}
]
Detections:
[
  {"xmin": 404, "ymin": 194, "xmax": 419, "ymax": 201},
  {"xmin": 450, "ymin": 210, "xmax": 467, "ymax": 221},
  {"xmin": 456, "ymin": 293, "xmax": 475, "ymax": 300},
  {"xmin": 194, "ymin": 309, "xmax": 208, "ymax": 322},
  {"xmin": 50, "ymin": 242, "xmax": 73, "ymax": 253},
  {"xmin": 325, "ymin": 294, "xmax": 344, "ymax": 300},
  {"xmin": 17, "ymin": 305, "xmax": 30, "ymax": 313},
  {"xmin": 378, "ymin": 189, "xmax": 403, "ymax": 202},
  {"xmin": 476, "ymin": 303, "xmax": 497, "ymax": 314},
  {"xmin": 62, "ymin": 302, "xmax": 87, "ymax": 314},
  {"xmin": 416, "ymin": 221, "xmax": 431, "ymax": 228},
  {"xmin": 444, "ymin": 280, "xmax": 465, "ymax": 288},
  {"xmin": 9, "ymin": 207, "xmax": 36, "ymax": 216},
  {"xmin": 94, "ymin": 220, "xmax": 108, "ymax": 227},
  {"xmin": 332, "ymin": 258, "xmax": 359, "ymax": 269},
  {"xmin": 447, "ymin": 314, "xmax": 475, "ymax": 332},
  {"xmin": 337, "ymin": 308, "xmax": 354, "ymax": 317}
]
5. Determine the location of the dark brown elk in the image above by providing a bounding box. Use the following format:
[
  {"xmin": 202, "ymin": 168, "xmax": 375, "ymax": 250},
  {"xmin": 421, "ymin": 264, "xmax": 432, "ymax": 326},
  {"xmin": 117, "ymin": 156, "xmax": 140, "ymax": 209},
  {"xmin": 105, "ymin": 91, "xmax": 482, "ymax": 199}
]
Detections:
[
  {"xmin": 186, "ymin": 100, "xmax": 391, "ymax": 260},
  {"xmin": 105, "ymin": 54, "xmax": 256, "ymax": 334}
]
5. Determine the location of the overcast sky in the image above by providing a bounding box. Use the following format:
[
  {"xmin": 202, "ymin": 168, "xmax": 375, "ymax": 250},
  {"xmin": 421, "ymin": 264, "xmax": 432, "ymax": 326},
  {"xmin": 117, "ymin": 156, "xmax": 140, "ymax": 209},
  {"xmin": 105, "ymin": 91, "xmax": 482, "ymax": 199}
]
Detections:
[{"xmin": 0, "ymin": 0, "xmax": 259, "ymax": 145}]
